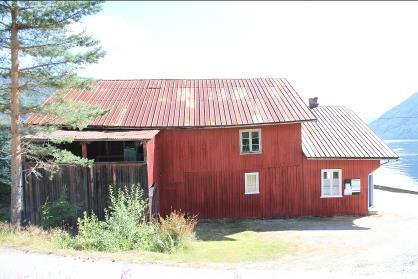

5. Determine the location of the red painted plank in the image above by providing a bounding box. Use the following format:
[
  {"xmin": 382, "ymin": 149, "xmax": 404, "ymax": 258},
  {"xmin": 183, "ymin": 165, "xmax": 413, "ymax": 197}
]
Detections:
[{"xmin": 153, "ymin": 124, "xmax": 381, "ymax": 219}]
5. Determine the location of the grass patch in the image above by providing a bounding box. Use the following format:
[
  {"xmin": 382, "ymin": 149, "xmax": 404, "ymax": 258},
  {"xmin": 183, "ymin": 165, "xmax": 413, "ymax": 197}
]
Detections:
[
  {"xmin": 176, "ymin": 231, "xmax": 285, "ymax": 263},
  {"xmin": 176, "ymin": 219, "xmax": 288, "ymax": 263},
  {"xmin": 0, "ymin": 223, "xmax": 63, "ymax": 252},
  {"xmin": 0, "ymin": 219, "xmax": 290, "ymax": 265}
]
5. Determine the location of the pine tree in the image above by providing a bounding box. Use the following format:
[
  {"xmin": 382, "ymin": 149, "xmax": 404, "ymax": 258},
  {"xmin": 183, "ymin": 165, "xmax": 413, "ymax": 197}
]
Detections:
[{"xmin": 0, "ymin": 1, "xmax": 106, "ymax": 226}]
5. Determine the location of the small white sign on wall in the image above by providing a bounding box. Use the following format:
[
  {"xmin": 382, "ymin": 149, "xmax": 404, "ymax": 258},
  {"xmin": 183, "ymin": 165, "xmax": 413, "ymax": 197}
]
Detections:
[
  {"xmin": 344, "ymin": 183, "xmax": 352, "ymax": 195},
  {"xmin": 351, "ymin": 179, "xmax": 361, "ymax": 193}
]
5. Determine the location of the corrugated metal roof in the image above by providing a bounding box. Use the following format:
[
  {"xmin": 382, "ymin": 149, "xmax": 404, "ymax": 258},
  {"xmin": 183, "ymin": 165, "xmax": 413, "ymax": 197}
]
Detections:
[
  {"xmin": 24, "ymin": 78, "xmax": 316, "ymax": 128},
  {"xmin": 24, "ymin": 130, "xmax": 159, "ymax": 142},
  {"xmin": 302, "ymin": 106, "xmax": 398, "ymax": 159}
]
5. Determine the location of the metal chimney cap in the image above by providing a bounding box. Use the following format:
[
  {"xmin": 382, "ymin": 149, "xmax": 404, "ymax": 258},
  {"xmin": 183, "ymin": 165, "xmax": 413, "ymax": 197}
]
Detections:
[{"xmin": 309, "ymin": 97, "xmax": 319, "ymax": 109}]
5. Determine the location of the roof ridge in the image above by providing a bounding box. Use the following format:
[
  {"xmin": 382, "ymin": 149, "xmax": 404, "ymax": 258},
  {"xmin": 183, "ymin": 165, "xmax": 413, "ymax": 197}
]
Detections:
[
  {"xmin": 313, "ymin": 105, "xmax": 348, "ymax": 108},
  {"xmin": 95, "ymin": 78, "xmax": 286, "ymax": 81}
]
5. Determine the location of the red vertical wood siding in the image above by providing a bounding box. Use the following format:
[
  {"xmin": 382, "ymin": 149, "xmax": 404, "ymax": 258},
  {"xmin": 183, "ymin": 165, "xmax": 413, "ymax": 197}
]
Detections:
[
  {"xmin": 149, "ymin": 124, "xmax": 381, "ymax": 219},
  {"xmin": 154, "ymin": 124, "xmax": 303, "ymax": 218},
  {"xmin": 301, "ymin": 158, "xmax": 380, "ymax": 216}
]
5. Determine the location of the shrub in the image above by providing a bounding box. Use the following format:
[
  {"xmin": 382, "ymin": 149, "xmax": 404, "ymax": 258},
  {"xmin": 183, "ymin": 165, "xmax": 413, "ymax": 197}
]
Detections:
[
  {"xmin": 65, "ymin": 211, "xmax": 115, "ymax": 251},
  {"xmin": 0, "ymin": 208, "xmax": 8, "ymax": 222},
  {"xmin": 40, "ymin": 191, "xmax": 81, "ymax": 229},
  {"xmin": 62, "ymin": 185, "xmax": 197, "ymax": 253},
  {"xmin": 151, "ymin": 211, "xmax": 197, "ymax": 253},
  {"xmin": 0, "ymin": 183, "xmax": 10, "ymax": 205},
  {"xmin": 103, "ymin": 185, "xmax": 151, "ymax": 250},
  {"xmin": 66, "ymin": 185, "xmax": 152, "ymax": 251},
  {"xmin": 0, "ymin": 183, "xmax": 10, "ymax": 221}
]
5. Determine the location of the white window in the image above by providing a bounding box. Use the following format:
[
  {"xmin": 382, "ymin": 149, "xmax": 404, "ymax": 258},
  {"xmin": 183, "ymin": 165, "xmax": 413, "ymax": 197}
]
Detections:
[
  {"xmin": 245, "ymin": 172, "xmax": 259, "ymax": 194},
  {"xmin": 240, "ymin": 129, "xmax": 261, "ymax": 154},
  {"xmin": 321, "ymin": 169, "xmax": 342, "ymax": 198}
]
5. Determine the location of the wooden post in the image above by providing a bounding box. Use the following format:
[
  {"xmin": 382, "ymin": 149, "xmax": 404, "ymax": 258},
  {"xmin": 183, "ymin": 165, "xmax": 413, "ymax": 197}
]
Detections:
[
  {"xmin": 89, "ymin": 165, "xmax": 94, "ymax": 214},
  {"xmin": 142, "ymin": 142, "xmax": 152, "ymax": 219},
  {"xmin": 81, "ymin": 142, "xmax": 88, "ymax": 158},
  {"xmin": 80, "ymin": 142, "xmax": 89, "ymax": 211},
  {"xmin": 143, "ymin": 141, "xmax": 147, "ymax": 162}
]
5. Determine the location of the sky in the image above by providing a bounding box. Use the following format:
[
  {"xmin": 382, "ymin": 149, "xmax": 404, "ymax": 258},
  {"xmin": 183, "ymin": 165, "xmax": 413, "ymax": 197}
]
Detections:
[{"xmin": 78, "ymin": 1, "xmax": 418, "ymax": 122}]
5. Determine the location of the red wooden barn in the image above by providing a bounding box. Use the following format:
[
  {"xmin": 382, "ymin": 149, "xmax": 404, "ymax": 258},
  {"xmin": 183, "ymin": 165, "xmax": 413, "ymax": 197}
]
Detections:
[{"xmin": 25, "ymin": 78, "xmax": 398, "ymax": 219}]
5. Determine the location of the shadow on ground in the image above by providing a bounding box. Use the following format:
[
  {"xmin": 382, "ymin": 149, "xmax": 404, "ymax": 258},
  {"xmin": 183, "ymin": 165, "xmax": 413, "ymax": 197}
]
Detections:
[{"xmin": 196, "ymin": 216, "xmax": 370, "ymax": 241}]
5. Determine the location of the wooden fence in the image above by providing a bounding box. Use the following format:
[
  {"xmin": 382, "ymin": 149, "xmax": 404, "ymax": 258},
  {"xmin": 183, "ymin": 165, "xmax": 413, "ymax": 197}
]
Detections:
[{"xmin": 22, "ymin": 162, "xmax": 148, "ymax": 225}]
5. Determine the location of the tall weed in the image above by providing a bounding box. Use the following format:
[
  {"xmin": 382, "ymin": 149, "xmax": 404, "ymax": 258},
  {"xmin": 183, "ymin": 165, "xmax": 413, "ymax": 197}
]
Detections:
[
  {"xmin": 151, "ymin": 211, "xmax": 197, "ymax": 253},
  {"xmin": 66, "ymin": 185, "xmax": 152, "ymax": 251},
  {"xmin": 62, "ymin": 185, "xmax": 197, "ymax": 253}
]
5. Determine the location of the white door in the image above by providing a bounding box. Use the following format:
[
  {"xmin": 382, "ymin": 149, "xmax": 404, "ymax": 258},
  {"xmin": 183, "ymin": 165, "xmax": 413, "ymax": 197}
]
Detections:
[{"xmin": 368, "ymin": 173, "xmax": 374, "ymax": 208}]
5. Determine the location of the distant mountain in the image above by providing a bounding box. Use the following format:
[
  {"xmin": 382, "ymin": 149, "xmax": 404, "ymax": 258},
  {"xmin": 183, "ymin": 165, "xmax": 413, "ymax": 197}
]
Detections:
[{"xmin": 370, "ymin": 93, "xmax": 418, "ymax": 139}]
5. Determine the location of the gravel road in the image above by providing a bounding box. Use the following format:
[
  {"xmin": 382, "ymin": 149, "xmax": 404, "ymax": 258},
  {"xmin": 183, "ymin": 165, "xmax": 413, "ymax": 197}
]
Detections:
[{"xmin": 0, "ymin": 189, "xmax": 417, "ymax": 279}]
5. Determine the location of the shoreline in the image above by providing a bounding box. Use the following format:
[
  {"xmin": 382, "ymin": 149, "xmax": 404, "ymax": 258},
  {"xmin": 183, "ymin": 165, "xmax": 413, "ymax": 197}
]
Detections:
[{"xmin": 375, "ymin": 185, "xmax": 418, "ymax": 195}]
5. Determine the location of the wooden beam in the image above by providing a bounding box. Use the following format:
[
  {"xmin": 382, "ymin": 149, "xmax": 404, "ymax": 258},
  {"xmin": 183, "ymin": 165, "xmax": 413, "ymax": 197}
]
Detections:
[
  {"xmin": 143, "ymin": 141, "xmax": 147, "ymax": 162},
  {"xmin": 81, "ymin": 142, "xmax": 88, "ymax": 158}
]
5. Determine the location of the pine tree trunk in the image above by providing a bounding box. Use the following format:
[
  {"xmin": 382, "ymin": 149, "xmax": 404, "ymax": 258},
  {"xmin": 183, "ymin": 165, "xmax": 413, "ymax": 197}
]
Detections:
[{"xmin": 10, "ymin": 5, "xmax": 22, "ymax": 226}]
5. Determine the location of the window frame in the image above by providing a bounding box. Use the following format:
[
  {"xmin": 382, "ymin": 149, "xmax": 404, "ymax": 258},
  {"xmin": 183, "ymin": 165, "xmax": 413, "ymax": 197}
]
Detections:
[
  {"xmin": 244, "ymin": 172, "xmax": 260, "ymax": 195},
  {"xmin": 239, "ymin": 128, "xmax": 262, "ymax": 154},
  {"xmin": 320, "ymin": 169, "xmax": 342, "ymax": 198}
]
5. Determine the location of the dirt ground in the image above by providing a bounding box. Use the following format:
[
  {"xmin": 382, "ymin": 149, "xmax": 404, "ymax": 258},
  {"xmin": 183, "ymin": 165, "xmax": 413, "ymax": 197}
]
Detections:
[
  {"xmin": 0, "ymin": 189, "xmax": 417, "ymax": 278},
  {"xmin": 253, "ymin": 189, "xmax": 418, "ymax": 275}
]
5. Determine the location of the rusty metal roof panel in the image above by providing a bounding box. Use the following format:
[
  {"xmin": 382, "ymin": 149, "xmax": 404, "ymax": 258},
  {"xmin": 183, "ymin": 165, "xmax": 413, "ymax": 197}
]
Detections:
[
  {"xmin": 302, "ymin": 106, "xmax": 398, "ymax": 159},
  {"xmin": 24, "ymin": 78, "xmax": 316, "ymax": 128}
]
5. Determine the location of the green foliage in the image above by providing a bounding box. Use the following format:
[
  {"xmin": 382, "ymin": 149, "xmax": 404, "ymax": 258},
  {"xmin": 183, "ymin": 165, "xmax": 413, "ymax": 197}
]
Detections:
[
  {"xmin": 0, "ymin": 1, "xmax": 108, "ymax": 175},
  {"xmin": 0, "ymin": 182, "xmax": 10, "ymax": 221},
  {"xmin": 0, "ymin": 208, "xmax": 9, "ymax": 222},
  {"xmin": 25, "ymin": 141, "xmax": 93, "ymax": 179},
  {"xmin": 0, "ymin": 125, "xmax": 10, "ymax": 186},
  {"xmin": 41, "ymin": 98, "xmax": 108, "ymax": 130},
  {"xmin": 63, "ymin": 185, "xmax": 197, "ymax": 253},
  {"xmin": 106, "ymin": 185, "xmax": 148, "ymax": 225},
  {"xmin": 0, "ymin": 125, "xmax": 10, "ymax": 221},
  {"xmin": 0, "ymin": 182, "xmax": 10, "ymax": 205},
  {"xmin": 95, "ymin": 185, "xmax": 151, "ymax": 251},
  {"xmin": 40, "ymin": 191, "xmax": 81, "ymax": 229},
  {"xmin": 151, "ymin": 211, "xmax": 197, "ymax": 253},
  {"xmin": 53, "ymin": 149, "xmax": 93, "ymax": 166},
  {"xmin": 65, "ymin": 211, "xmax": 114, "ymax": 250},
  {"xmin": 28, "ymin": 142, "xmax": 93, "ymax": 167},
  {"xmin": 66, "ymin": 185, "xmax": 153, "ymax": 251},
  {"xmin": 0, "ymin": 1, "xmax": 105, "ymax": 102}
]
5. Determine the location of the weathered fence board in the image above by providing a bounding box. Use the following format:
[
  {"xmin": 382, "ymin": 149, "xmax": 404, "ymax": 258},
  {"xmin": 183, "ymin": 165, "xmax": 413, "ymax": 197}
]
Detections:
[{"xmin": 22, "ymin": 162, "xmax": 148, "ymax": 225}]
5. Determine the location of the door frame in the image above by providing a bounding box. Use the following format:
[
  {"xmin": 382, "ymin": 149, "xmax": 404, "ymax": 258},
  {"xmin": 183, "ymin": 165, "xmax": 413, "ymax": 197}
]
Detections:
[{"xmin": 368, "ymin": 173, "xmax": 374, "ymax": 209}]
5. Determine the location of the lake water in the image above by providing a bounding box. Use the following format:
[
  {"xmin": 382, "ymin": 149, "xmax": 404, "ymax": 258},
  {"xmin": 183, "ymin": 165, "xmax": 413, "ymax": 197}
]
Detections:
[{"xmin": 374, "ymin": 140, "xmax": 418, "ymax": 190}]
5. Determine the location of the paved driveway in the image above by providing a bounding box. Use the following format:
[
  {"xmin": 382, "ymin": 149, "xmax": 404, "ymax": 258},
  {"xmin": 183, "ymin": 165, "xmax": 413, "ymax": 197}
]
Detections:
[{"xmin": 0, "ymin": 189, "xmax": 417, "ymax": 278}]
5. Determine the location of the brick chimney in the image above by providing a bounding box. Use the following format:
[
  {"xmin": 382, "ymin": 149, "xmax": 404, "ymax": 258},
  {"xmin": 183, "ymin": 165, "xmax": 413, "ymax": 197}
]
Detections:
[{"xmin": 309, "ymin": 97, "xmax": 319, "ymax": 109}]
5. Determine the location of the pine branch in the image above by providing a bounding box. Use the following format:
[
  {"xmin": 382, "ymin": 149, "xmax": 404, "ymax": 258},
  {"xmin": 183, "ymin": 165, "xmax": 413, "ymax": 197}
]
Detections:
[
  {"xmin": 17, "ymin": 5, "xmax": 100, "ymax": 31},
  {"xmin": 19, "ymin": 42, "xmax": 62, "ymax": 50},
  {"xmin": 0, "ymin": 2, "xmax": 12, "ymax": 10},
  {"xmin": 20, "ymin": 105, "xmax": 40, "ymax": 115},
  {"xmin": 20, "ymin": 61, "xmax": 70, "ymax": 72}
]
